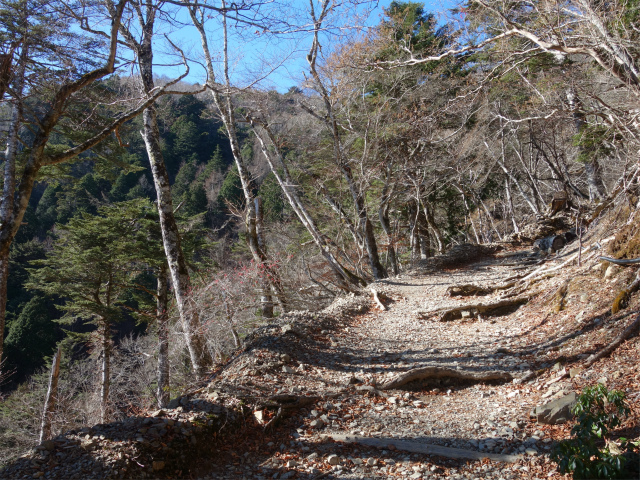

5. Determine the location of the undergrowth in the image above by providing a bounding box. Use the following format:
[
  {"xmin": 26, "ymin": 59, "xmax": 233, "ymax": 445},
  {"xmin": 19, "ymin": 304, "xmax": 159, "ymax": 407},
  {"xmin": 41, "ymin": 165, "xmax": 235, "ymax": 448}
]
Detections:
[{"xmin": 551, "ymin": 384, "xmax": 639, "ymax": 479}]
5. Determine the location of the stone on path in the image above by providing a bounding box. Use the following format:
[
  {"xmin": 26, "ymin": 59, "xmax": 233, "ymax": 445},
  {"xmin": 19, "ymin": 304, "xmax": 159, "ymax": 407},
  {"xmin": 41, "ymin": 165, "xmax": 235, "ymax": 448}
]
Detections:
[{"xmin": 530, "ymin": 392, "xmax": 577, "ymax": 424}]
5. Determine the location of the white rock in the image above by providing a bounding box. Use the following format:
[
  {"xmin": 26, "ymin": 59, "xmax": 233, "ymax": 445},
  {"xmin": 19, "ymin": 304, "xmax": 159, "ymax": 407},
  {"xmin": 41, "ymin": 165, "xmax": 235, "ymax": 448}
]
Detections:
[
  {"xmin": 327, "ymin": 454, "xmax": 341, "ymax": 465},
  {"xmin": 310, "ymin": 419, "xmax": 324, "ymax": 429}
]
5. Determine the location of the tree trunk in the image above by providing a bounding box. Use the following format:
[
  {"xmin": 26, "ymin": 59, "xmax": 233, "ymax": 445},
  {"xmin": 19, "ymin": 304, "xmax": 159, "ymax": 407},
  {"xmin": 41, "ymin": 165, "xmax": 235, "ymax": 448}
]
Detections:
[
  {"xmin": 100, "ymin": 320, "xmax": 111, "ymax": 424},
  {"xmin": 248, "ymin": 120, "xmax": 365, "ymax": 289},
  {"xmin": 378, "ymin": 174, "xmax": 398, "ymax": 275},
  {"xmin": 585, "ymin": 160, "xmax": 607, "ymax": 202},
  {"xmin": 223, "ymin": 296, "xmax": 240, "ymax": 349},
  {"xmin": 0, "ymin": 254, "xmax": 7, "ymax": 373},
  {"xmin": 189, "ymin": 6, "xmax": 287, "ymax": 314},
  {"xmin": 156, "ymin": 263, "xmax": 169, "ymax": 408},
  {"xmin": 120, "ymin": 19, "xmax": 210, "ymax": 378},
  {"xmin": 0, "ymin": 52, "xmax": 24, "ymax": 373},
  {"xmin": 422, "ymin": 202, "xmax": 445, "ymax": 253},
  {"xmin": 255, "ymin": 197, "xmax": 274, "ymax": 318},
  {"xmin": 39, "ymin": 345, "xmax": 61, "ymax": 443},
  {"xmin": 566, "ymin": 88, "xmax": 606, "ymax": 202},
  {"xmin": 505, "ymin": 178, "xmax": 519, "ymax": 233},
  {"xmin": 419, "ymin": 236, "xmax": 429, "ymax": 259},
  {"xmin": 409, "ymin": 202, "xmax": 421, "ymax": 262}
]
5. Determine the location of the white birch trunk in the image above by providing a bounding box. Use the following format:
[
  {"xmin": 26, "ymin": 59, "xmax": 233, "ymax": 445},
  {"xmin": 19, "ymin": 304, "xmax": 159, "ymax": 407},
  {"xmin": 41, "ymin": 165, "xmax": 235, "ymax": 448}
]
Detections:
[
  {"xmin": 39, "ymin": 346, "xmax": 61, "ymax": 443},
  {"xmin": 156, "ymin": 263, "xmax": 170, "ymax": 408}
]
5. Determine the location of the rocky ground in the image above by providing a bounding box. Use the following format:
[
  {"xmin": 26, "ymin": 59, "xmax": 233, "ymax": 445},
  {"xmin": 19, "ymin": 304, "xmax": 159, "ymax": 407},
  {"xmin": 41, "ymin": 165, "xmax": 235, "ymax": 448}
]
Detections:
[{"xmin": 2, "ymin": 229, "xmax": 640, "ymax": 479}]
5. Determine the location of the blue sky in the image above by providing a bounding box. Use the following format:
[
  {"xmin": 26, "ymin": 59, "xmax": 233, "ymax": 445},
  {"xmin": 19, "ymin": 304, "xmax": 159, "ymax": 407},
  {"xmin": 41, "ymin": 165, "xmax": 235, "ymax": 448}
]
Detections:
[{"xmin": 141, "ymin": 0, "xmax": 457, "ymax": 92}]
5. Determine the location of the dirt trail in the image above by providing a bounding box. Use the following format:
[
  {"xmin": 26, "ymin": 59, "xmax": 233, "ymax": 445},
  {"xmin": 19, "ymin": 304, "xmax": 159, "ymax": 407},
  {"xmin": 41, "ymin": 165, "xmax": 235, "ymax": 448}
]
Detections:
[{"xmin": 2, "ymin": 245, "xmax": 639, "ymax": 480}]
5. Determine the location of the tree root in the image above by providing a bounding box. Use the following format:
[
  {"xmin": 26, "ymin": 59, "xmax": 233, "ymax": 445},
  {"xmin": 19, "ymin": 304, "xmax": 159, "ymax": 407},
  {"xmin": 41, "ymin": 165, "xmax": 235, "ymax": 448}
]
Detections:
[
  {"xmin": 446, "ymin": 282, "xmax": 516, "ymax": 297},
  {"xmin": 354, "ymin": 385, "xmax": 389, "ymax": 397},
  {"xmin": 585, "ymin": 313, "xmax": 640, "ymax": 367},
  {"xmin": 256, "ymin": 394, "xmax": 320, "ymax": 429},
  {"xmin": 432, "ymin": 297, "xmax": 530, "ymax": 321},
  {"xmin": 371, "ymin": 288, "xmax": 387, "ymax": 310},
  {"xmin": 379, "ymin": 366, "xmax": 513, "ymax": 390}
]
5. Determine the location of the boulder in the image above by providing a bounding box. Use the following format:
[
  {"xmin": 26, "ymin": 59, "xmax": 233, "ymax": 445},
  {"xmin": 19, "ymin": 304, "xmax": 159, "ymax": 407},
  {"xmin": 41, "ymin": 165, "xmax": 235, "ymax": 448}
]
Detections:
[
  {"xmin": 530, "ymin": 392, "xmax": 577, "ymax": 424},
  {"xmin": 533, "ymin": 235, "xmax": 566, "ymax": 253}
]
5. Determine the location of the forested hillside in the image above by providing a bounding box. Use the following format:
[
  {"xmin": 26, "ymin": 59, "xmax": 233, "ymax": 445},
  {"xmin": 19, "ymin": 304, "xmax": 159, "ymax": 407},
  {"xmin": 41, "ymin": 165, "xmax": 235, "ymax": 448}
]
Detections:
[{"xmin": 1, "ymin": 0, "xmax": 639, "ymax": 468}]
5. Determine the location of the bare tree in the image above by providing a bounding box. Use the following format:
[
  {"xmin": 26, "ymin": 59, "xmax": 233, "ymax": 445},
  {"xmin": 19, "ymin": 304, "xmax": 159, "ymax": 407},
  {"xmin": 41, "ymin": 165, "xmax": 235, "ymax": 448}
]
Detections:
[
  {"xmin": 186, "ymin": 0, "xmax": 290, "ymax": 316},
  {"xmin": 105, "ymin": 0, "xmax": 211, "ymax": 377},
  {"xmin": 302, "ymin": 0, "xmax": 387, "ymax": 280}
]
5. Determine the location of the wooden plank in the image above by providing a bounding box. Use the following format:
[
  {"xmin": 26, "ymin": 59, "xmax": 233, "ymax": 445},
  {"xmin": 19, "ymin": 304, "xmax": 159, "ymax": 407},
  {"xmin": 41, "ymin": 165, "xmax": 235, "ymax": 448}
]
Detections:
[{"xmin": 325, "ymin": 434, "xmax": 523, "ymax": 463}]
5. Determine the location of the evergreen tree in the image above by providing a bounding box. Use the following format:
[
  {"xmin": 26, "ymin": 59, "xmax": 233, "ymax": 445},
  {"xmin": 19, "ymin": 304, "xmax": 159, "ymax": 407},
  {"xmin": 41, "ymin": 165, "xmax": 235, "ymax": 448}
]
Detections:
[{"xmin": 4, "ymin": 296, "xmax": 59, "ymax": 378}]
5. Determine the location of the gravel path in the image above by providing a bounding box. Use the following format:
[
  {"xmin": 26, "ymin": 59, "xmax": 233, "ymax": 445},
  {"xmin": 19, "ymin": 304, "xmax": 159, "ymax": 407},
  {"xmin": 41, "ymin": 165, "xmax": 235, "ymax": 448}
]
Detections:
[{"xmin": 203, "ymin": 252, "xmax": 567, "ymax": 479}]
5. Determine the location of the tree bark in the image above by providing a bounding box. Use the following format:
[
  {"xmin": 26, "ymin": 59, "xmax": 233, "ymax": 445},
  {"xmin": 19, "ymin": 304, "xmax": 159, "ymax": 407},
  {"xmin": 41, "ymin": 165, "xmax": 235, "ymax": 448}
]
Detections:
[
  {"xmin": 379, "ymin": 168, "xmax": 398, "ymax": 275},
  {"xmin": 0, "ymin": 47, "xmax": 25, "ymax": 372},
  {"xmin": 422, "ymin": 201, "xmax": 445, "ymax": 253},
  {"xmin": 255, "ymin": 197, "xmax": 274, "ymax": 318},
  {"xmin": 566, "ymin": 88, "xmax": 606, "ymax": 201},
  {"xmin": 156, "ymin": 263, "xmax": 169, "ymax": 408},
  {"xmin": 505, "ymin": 178, "xmax": 519, "ymax": 233},
  {"xmin": 100, "ymin": 319, "xmax": 111, "ymax": 424},
  {"xmin": 114, "ymin": 2, "xmax": 210, "ymax": 378},
  {"xmin": 39, "ymin": 345, "xmax": 61, "ymax": 443}
]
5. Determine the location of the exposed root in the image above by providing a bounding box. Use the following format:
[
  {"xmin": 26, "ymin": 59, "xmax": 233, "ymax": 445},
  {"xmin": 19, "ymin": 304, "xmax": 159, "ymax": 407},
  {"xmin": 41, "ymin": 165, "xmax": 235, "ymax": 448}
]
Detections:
[
  {"xmin": 433, "ymin": 297, "xmax": 530, "ymax": 321},
  {"xmin": 446, "ymin": 282, "xmax": 516, "ymax": 297},
  {"xmin": 257, "ymin": 394, "xmax": 320, "ymax": 429},
  {"xmin": 354, "ymin": 385, "xmax": 389, "ymax": 397},
  {"xmin": 325, "ymin": 434, "xmax": 522, "ymax": 463},
  {"xmin": 379, "ymin": 366, "xmax": 513, "ymax": 390},
  {"xmin": 585, "ymin": 313, "xmax": 640, "ymax": 367},
  {"xmin": 371, "ymin": 288, "xmax": 387, "ymax": 310}
]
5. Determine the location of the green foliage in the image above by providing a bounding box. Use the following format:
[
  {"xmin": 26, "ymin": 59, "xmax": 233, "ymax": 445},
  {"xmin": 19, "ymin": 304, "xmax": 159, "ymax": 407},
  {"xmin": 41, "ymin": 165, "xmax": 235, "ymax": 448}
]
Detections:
[
  {"xmin": 5, "ymin": 296, "xmax": 59, "ymax": 375},
  {"xmin": 7, "ymin": 240, "xmax": 47, "ymax": 323},
  {"xmin": 385, "ymin": 2, "xmax": 441, "ymax": 55},
  {"xmin": 551, "ymin": 384, "xmax": 639, "ymax": 479},
  {"xmin": 573, "ymin": 125, "xmax": 615, "ymax": 164},
  {"xmin": 208, "ymin": 146, "xmax": 226, "ymax": 172},
  {"xmin": 109, "ymin": 153, "xmax": 146, "ymax": 202},
  {"xmin": 218, "ymin": 164, "xmax": 244, "ymax": 209},
  {"xmin": 173, "ymin": 159, "xmax": 199, "ymax": 200},
  {"xmin": 259, "ymin": 172, "xmax": 287, "ymax": 222},
  {"xmin": 27, "ymin": 200, "xmax": 167, "ymax": 334},
  {"xmin": 35, "ymin": 184, "xmax": 62, "ymax": 234}
]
